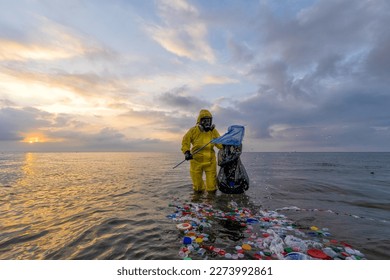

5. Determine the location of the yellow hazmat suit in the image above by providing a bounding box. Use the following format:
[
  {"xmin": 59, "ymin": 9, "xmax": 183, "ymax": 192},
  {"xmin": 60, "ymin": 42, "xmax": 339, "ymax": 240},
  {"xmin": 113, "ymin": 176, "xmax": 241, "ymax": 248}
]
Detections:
[{"xmin": 181, "ymin": 109, "xmax": 222, "ymax": 192}]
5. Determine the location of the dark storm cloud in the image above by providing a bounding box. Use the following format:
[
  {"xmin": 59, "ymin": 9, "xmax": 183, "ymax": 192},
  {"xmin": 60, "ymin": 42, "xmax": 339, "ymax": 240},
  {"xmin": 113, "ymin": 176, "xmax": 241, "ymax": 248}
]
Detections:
[
  {"xmin": 365, "ymin": 36, "xmax": 390, "ymax": 81},
  {"xmin": 226, "ymin": 0, "xmax": 390, "ymax": 150},
  {"xmin": 1, "ymin": 0, "xmax": 389, "ymax": 152},
  {"xmin": 158, "ymin": 85, "xmax": 211, "ymax": 110},
  {"xmin": 0, "ymin": 107, "xmax": 52, "ymax": 141},
  {"xmin": 0, "ymin": 105, "xmax": 176, "ymax": 152},
  {"xmin": 53, "ymin": 127, "xmax": 175, "ymax": 152},
  {"xmin": 257, "ymin": 0, "xmax": 381, "ymax": 66}
]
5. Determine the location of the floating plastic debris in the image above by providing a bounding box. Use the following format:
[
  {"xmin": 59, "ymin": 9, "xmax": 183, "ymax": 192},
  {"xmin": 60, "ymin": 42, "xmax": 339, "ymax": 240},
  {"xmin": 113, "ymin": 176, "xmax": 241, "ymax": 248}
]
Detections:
[{"xmin": 167, "ymin": 198, "xmax": 366, "ymax": 260}]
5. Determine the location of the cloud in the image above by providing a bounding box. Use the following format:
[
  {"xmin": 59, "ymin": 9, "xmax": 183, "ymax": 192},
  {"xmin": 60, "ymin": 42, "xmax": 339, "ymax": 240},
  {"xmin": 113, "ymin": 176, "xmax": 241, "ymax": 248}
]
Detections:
[
  {"xmin": 0, "ymin": 107, "xmax": 53, "ymax": 141},
  {"xmin": 0, "ymin": 16, "xmax": 127, "ymax": 108},
  {"xmin": 203, "ymin": 75, "xmax": 238, "ymax": 85},
  {"xmin": 0, "ymin": 99, "xmax": 16, "ymax": 107},
  {"xmin": 1, "ymin": 0, "xmax": 390, "ymax": 152},
  {"xmin": 157, "ymin": 85, "xmax": 211, "ymax": 111},
  {"xmin": 45, "ymin": 125, "xmax": 177, "ymax": 152},
  {"xmin": 118, "ymin": 106, "xmax": 194, "ymax": 136},
  {"xmin": 365, "ymin": 36, "xmax": 390, "ymax": 81},
  {"xmin": 227, "ymin": 39, "xmax": 255, "ymax": 64},
  {"xmin": 214, "ymin": 0, "xmax": 390, "ymax": 151},
  {"xmin": 256, "ymin": 1, "xmax": 379, "ymax": 67},
  {"xmin": 0, "ymin": 105, "xmax": 178, "ymax": 152},
  {"xmin": 147, "ymin": 0, "xmax": 215, "ymax": 62},
  {"xmin": 0, "ymin": 39, "xmax": 74, "ymax": 61},
  {"xmin": 0, "ymin": 63, "xmax": 138, "ymax": 113},
  {"xmin": 0, "ymin": 16, "xmax": 114, "ymax": 62}
]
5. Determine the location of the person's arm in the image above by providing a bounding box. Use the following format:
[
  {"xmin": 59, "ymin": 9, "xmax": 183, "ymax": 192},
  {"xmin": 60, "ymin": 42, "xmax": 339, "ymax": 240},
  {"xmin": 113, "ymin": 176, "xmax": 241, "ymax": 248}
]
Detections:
[{"xmin": 181, "ymin": 128, "xmax": 192, "ymax": 154}]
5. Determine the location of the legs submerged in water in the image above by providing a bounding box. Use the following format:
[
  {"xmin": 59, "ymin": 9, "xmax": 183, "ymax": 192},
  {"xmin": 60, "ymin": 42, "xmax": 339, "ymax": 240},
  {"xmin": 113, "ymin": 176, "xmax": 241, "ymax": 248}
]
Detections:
[{"xmin": 190, "ymin": 160, "xmax": 217, "ymax": 193}]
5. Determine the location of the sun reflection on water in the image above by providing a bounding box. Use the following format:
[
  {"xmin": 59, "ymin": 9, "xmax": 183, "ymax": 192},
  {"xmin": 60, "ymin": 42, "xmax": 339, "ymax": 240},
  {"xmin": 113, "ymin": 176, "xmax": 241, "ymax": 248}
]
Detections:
[{"xmin": 2, "ymin": 152, "xmax": 172, "ymax": 259}]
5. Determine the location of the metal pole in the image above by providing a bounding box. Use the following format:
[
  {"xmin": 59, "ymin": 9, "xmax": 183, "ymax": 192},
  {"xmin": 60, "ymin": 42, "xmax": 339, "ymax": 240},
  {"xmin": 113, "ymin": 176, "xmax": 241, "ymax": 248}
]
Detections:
[{"xmin": 172, "ymin": 140, "xmax": 213, "ymax": 169}]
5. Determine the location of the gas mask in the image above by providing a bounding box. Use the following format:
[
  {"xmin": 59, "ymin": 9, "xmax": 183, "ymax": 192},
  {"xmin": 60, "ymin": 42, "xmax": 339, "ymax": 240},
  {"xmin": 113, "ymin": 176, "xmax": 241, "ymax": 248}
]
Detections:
[{"xmin": 200, "ymin": 117, "xmax": 214, "ymax": 132}]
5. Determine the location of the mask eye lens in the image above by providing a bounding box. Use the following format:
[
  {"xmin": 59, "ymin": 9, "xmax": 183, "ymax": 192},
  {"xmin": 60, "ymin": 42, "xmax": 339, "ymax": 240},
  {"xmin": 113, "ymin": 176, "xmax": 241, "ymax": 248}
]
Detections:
[{"xmin": 201, "ymin": 118, "xmax": 211, "ymax": 127}]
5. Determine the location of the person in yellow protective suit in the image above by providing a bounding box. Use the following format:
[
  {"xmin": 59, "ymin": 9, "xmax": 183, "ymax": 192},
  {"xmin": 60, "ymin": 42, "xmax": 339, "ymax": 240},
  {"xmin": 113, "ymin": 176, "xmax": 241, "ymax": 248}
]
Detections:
[{"xmin": 181, "ymin": 109, "xmax": 223, "ymax": 192}]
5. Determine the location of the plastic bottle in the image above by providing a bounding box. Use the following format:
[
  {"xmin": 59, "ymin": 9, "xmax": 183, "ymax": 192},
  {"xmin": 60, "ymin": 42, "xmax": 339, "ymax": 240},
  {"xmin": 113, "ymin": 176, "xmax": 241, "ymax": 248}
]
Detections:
[
  {"xmin": 269, "ymin": 236, "xmax": 285, "ymax": 259},
  {"xmin": 197, "ymin": 248, "xmax": 206, "ymax": 256},
  {"xmin": 179, "ymin": 250, "xmax": 188, "ymax": 258},
  {"xmin": 183, "ymin": 237, "xmax": 192, "ymax": 245},
  {"xmin": 284, "ymin": 252, "xmax": 310, "ymax": 260},
  {"xmin": 353, "ymin": 249, "xmax": 365, "ymax": 257},
  {"xmin": 284, "ymin": 235, "xmax": 307, "ymax": 252},
  {"xmin": 345, "ymin": 247, "xmax": 356, "ymax": 255},
  {"xmin": 225, "ymin": 253, "xmax": 232, "ymax": 259},
  {"xmin": 305, "ymin": 239, "xmax": 323, "ymax": 249},
  {"xmin": 322, "ymin": 247, "xmax": 337, "ymax": 258}
]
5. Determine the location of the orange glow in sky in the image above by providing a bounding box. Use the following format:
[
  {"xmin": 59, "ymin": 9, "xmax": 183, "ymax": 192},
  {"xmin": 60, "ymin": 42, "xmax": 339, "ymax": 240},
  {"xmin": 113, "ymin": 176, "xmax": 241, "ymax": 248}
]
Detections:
[
  {"xmin": 1, "ymin": 0, "xmax": 389, "ymax": 152},
  {"xmin": 23, "ymin": 135, "xmax": 45, "ymax": 144},
  {"xmin": 22, "ymin": 133, "xmax": 50, "ymax": 144},
  {"xmin": 28, "ymin": 137, "xmax": 40, "ymax": 144}
]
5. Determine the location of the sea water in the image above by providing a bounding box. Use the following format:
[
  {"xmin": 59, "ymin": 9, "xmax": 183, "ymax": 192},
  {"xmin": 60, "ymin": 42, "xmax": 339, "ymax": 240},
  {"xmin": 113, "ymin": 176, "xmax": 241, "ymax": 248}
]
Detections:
[{"xmin": 0, "ymin": 152, "xmax": 389, "ymax": 259}]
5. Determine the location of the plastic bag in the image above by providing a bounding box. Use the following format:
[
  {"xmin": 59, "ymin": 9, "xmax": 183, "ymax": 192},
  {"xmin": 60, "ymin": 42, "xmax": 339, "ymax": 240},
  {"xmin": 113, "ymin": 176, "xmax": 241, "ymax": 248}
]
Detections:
[{"xmin": 217, "ymin": 144, "xmax": 249, "ymax": 194}]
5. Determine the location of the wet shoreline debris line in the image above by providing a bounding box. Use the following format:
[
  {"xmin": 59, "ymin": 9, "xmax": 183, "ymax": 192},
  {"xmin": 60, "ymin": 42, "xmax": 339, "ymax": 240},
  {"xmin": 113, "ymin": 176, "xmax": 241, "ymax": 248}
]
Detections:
[{"xmin": 166, "ymin": 198, "xmax": 366, "ymax": 260}]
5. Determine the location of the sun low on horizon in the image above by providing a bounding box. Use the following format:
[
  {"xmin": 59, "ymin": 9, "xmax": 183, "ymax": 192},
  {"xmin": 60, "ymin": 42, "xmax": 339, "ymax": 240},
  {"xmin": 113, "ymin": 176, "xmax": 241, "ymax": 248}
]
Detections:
[
  {"xmin": 1, "ymin": 0, "xmax": 389, "ymax": 153},
  {"xmin": 21, "ymin": 133, "xmax": 51, "ymax": 145},
  {"xmin": 28, "ymin": 137, "xmax": 40, "ymax": 144}
]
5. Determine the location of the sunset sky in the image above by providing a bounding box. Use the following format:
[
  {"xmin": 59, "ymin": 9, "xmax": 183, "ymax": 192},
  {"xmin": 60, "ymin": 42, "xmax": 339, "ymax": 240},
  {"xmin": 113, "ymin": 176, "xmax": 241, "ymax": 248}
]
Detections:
[{"xmin": 1, "ymin": 0, "xmax": 389, "ymax": 152}]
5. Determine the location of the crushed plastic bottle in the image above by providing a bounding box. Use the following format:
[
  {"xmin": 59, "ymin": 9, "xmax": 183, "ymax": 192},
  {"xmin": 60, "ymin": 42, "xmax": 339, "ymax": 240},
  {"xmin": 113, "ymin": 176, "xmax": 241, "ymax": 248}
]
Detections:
[
  {"xmin": 284, "ymin": 235, "xmax": 308, "ymax": 252},
  {"xmin": 323, "ymin": 247, "xmax": 338, "ymax": 258},
  {"xmin": 269, "ymin": 236, "xmax": 285, "ymax": 259},
  {"xmin": 197, "ymin": 248, "xmax": 206, "ymax": 256},
  {"xmin": 167, "ymin": 198, "xmax": 366, "ymax": 260},
  {"xmin": 284, "ymin": 252, "xmax": 310, "ymax": 260}
]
